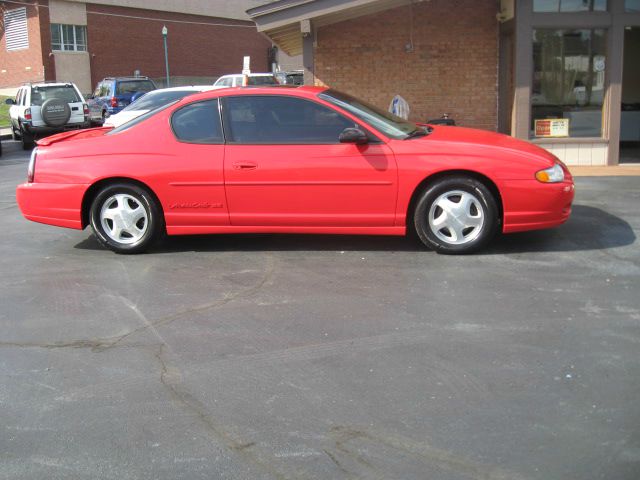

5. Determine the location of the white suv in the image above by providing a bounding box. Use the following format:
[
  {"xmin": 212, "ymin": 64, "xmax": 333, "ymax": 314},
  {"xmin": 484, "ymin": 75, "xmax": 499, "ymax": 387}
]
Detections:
[{"xmin": 6, "ymin": 82, "xmax": 89, "ymax": 149}]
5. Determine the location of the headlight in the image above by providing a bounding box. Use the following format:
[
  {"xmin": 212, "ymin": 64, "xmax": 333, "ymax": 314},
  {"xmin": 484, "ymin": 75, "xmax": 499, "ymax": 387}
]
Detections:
[
  {"xmin": 27, "ymin": 147, "xmax": 37, "ymax": 183},
  {"xmin": 535, "ymin": 163, "xmax": 564, "ymax": 183}
]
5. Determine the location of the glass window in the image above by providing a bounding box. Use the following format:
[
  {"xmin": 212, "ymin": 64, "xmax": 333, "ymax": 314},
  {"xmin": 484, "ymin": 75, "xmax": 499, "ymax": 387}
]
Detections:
[
  {"xmin": 50, "ymin": 24, "xmax": 87, "ymax": 51},
  {"xmin": 534, "ymin": 0, "xmax": 606, "ymax": 11},
  {"xmin": 246, "ymin": 75, "xmax": 279, "ymax": 86},
  {"xmin": 626, "ymin": 0, "xmax": 640, "ymax": 11},
  {"xmin": 319, "ymin": 90, "xmax": 418, "ymax": 139},
  {"xmin": 30, "ymin": 85, "xmax": 81, "ymax": 106},
  {"xmin": 532, "ymin": 29, "xmax": 607, "ymax": 138},
  {"xmin": 171, "ymin": 100, "xmax": 223, "ymax": 144},
  {"xmin": 108, "ymin": 102, "xmax": 176, "ymax": 135},
  {"xmin": 224, "ymin": 95, "xmax": 355, "ymax": 144},
  {"xmin": 116, "ymin": 80, "xmax": 156, "ymax": 95},
  {"xmin": 124, "ymin": 89, "xmax": 198, "ymax": 112}
]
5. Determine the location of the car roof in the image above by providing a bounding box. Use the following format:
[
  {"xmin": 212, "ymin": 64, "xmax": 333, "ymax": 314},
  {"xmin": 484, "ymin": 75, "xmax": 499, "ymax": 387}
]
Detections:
[
  {"xmin": 219, "ymin": 73, "xmax": 276, "ymax": 78},
  {"xmin": 144, "ymin": 85, "xmax": 215, "ymax": 94},
  {"xmin": 176, "ymin": 85, "xmax": 327, "ymax": 105},
  {"xmin": 103, "ymin": 76, "xmax": 151, "ymax": 81},
  {"xmin": 25, "ymin": 82, "xmax": 77, "ymax": 88}
]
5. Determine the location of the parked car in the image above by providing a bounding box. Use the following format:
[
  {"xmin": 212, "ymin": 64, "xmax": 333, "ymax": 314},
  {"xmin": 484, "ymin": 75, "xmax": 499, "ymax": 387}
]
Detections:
[
  {"xmin": 213, "ymin": 73, "xmax": 280, "ymax": 88},
  {"xmin": 104, "ymin": 86, "xmax": 216, "ymax": 128},
  {"xmin": 5, "ymin": 82, "xmax": 89, "ymax": 150},
  {"xmin": 274, "ymin": 70, "xmax": 304, "ymax": 86},
  {"xmin": 87, "ymin": 76, "xmax": 157, "ymax": 125},
  {"xmin": 15, "ymin": 86, "xmax": 574, "ymax": 255}
]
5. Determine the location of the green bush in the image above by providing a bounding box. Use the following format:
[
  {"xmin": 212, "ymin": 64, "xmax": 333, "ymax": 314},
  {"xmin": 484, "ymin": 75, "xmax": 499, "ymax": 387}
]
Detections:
[{"xmin": 0, "ymin": 96, "xmax": 10, "ymax": 129}]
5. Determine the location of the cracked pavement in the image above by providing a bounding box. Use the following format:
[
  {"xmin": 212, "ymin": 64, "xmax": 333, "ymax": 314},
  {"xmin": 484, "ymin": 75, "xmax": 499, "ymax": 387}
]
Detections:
[{"xmin": 1, "ymin": 140, "xmax": 639, "ymax": 479}]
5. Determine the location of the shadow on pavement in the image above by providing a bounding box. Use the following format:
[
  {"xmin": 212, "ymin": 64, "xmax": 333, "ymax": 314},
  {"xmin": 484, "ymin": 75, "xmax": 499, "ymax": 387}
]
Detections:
[{"xmin": 74, "ymin": 204, "xmax": 635, "ymax": 254}]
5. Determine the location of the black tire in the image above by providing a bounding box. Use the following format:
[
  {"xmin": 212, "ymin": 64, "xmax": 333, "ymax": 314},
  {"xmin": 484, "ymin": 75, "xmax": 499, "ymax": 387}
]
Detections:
[
  {"xmin": 413, "ymin": 176, "xmax": 499, "ymax": 254},
  {"xmin": 89, "ymin": 183, "xmax": 164, "ymax": 254},
  {"xmin": 20, "ymin": 125, "xmax": 34, "ymax": 150}
]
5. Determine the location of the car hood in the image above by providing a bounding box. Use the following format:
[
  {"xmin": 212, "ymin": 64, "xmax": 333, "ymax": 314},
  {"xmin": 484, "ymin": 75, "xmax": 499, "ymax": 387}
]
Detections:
[{"xmin": 421, "ymin": 125, "xmax": 558, "ymax": 166}]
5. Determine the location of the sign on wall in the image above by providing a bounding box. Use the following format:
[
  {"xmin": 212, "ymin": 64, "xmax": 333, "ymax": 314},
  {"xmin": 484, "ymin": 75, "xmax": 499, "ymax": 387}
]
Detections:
[{"xmin": 534, "ymin": 118, "xmax": 570, "ymax": 138}]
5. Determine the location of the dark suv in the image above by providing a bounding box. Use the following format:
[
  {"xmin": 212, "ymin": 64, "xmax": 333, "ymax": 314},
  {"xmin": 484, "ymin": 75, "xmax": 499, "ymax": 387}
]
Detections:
[{"xmin": 87, "ymin": 76, "xmax": 156, "ymax": 125}]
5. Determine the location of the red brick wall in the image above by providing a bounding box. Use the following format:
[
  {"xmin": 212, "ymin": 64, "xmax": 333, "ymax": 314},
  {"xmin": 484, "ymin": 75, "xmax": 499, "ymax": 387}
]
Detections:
[
  {"xmin": 314, "ymin": 0, "xmax": 498, "ymax": 131},
  {"xmin": 0, "ymin": 0, "xmax": 49, "ymax": 88},
  {"xmin": 85, "ymin": 4, "xmax": 271, "ymax": 89}
]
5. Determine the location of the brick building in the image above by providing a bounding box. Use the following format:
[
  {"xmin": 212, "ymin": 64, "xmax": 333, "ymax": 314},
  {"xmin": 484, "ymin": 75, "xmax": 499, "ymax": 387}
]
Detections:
[
  {"xmin": 249, "ymin": 0, "xmax": 640, "ymax": 166},
  {"xmin": 0, "ymin": 0, "xmax": 273, "ymax": 94}
]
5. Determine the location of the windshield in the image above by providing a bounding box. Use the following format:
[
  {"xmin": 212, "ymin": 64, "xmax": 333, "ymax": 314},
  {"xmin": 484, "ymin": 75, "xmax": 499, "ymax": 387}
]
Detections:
[
  {"xmin": 116, "ymin": 80, "xmax": 156, "ymax": 95},
  {"xmin": 123, "ymin": 90, "xmax": 198, "ymax": 112},
  {"xmin": 318, "ymin": 89, "xmax": 418, "ymax": 139},
  {"xmin": 30, "ymin": 85, "xmax": 81, "ymax": 106},
  {"xmin": 107, "ymin": 101, "xmax": 177, "ymax": 135}
]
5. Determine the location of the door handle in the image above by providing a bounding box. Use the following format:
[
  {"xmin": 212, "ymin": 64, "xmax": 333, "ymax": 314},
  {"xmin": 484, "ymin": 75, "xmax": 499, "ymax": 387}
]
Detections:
[{"xmin": 232, "ymin": 162, "xmax": 258, "ymax": 170}]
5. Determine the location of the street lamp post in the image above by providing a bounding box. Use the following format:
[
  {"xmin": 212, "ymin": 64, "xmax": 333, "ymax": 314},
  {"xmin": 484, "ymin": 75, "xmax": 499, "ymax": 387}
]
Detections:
[{"xmin": 162, "ymin": 25, "xmax": 170, "ymax": 87}]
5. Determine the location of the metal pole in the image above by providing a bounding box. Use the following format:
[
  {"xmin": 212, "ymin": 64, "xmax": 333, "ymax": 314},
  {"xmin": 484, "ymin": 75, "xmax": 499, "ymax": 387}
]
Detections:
[{"xmin": 162, "ymin": 26, "xmax": 170, "ymax": 87}]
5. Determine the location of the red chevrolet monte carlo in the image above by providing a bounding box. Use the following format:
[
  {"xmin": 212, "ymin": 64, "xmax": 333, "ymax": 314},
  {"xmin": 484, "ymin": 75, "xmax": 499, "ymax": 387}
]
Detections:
[{"xmin": 16, "ymin": 86, "xmax": 574, "ymax": 254}]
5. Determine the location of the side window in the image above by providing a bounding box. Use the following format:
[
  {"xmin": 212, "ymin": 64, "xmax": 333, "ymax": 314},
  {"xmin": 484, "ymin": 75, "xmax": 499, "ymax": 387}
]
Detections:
[
  {"xmin": 171, "ymin": 100, "xmax": 223, "ymax": 144},
  {"xmin": 233, "ymin": 76, "xmax": 242, "ymax": 87},
  {"xmin": 222, "ymin": 78, "xmax": 233, "ymax": 87},
  {"xmin": 21, "ymin": 88, "xmax": 27, "ymax": 106},
  {"xmin": 224, "ymin": 95, "xmax": 356, "ymax": 144},
  {"xmin": 93, "ymin": 83, "xmax": 102, "ymax": 97},
  {"xmin": 14, "ymin": 89, "xmax": 21, "ymax": 104}
]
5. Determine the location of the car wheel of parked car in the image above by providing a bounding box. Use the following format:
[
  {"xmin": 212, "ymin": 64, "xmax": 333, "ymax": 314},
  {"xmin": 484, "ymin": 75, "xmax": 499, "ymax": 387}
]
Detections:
[
  {"xmin": 413, "ymin": 176, "xmax": 499, "ymax": 254},
  {"xmin": 20, "ymin": 125, "xmax": 34, "ymax": 150},
  {"xmin": 89, "ymin": 183, "xmax": 164, "ymax": 254}
]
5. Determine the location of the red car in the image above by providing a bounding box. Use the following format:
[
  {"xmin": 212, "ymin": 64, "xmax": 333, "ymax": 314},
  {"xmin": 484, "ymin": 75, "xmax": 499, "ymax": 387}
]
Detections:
[{"xmin": 16, "ymin": 86, "xmax": 574, "ymax": 254}]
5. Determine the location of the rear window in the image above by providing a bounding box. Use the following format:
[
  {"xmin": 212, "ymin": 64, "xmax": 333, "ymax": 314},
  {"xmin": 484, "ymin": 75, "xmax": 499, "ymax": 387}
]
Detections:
[
  {"xmin": 116, "ymin": 80, "xmax": 156, "ymax": 95},
  {"xmin": 30, "ymin": 85, "xmax": 81, "ymax": 106},
  {"xmin": 107, "ymin": 101, "xmax": 176, "ymax": 135},
  {"xmin": 123, "ymin": 90, "xmax": 198, "ymax": 112},
  {"xmin": 247, "ymin": 76, "xmax": 279, "ymax": 86}
]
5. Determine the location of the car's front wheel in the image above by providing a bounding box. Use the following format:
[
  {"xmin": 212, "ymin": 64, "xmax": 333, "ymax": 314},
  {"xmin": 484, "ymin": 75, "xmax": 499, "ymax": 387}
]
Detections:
[
  {"xmin": 89, "ymin": 183, "xmax": 164, "ymax": 254},
  {"xmin": 413, "ymin": 176, "xmax": 499, "ymax": 254}
]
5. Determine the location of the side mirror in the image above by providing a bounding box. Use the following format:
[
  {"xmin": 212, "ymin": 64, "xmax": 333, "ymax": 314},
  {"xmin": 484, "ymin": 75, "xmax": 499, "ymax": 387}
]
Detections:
[
  {"xmin": 339, "ymin": 127, "xmax": 368, "ymax": 145},
  {"xmin": 5, "ymin": 98, "xmax": 15, "ymax": 105}
]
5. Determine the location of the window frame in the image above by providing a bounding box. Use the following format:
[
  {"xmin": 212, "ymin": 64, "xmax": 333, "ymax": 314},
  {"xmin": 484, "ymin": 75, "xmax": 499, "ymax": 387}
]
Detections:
[
  {"xmin": 530, "ymin": 27, "xmax": 608, "ymax": 139},
  {"xmin": 170, "ymin": 98, "xmax": 225, "ymax": 145},
  {"xmin": 50, "ymin": 23, "xmax": 87, "ymax": 52},
  {"xmin": 220, "ymin": 94, "xmax": 378, "ymax": 146}
]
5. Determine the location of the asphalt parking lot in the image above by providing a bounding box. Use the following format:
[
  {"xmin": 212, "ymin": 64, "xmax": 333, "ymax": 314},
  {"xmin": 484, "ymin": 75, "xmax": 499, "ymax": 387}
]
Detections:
[{"xmin": 1, "ymin": 139, "xmax": 639, "ymax": 480}]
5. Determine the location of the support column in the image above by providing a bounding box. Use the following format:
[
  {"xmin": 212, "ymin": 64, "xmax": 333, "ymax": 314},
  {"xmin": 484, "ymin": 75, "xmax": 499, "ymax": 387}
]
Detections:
[
  {"xmin": 512, "ymin": 0, "xmax": 533, "ymax": 139},
  {"xmin": 302, "ymin": 30, "xmax": 314, "ymax": 86}
]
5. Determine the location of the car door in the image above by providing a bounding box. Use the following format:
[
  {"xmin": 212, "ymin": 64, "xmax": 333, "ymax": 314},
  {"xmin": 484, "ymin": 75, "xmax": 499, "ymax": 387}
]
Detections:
[
  {"xmin": 165, "ymin": 98, "xmax": 230, "ymax": 227},
  {"xmin": 9, "ymin": 88, "xmax": 22, "ymax": 129},
  {"xmin": 222, "ymin": 94, "xmax": 398, "ymax": 227}
]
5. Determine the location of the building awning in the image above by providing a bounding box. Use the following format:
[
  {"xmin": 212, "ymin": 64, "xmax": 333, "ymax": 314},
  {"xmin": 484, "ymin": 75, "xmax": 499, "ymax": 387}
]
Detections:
[{"xmin": 247, "ymin": 0, "xmax": 410, "ymax": 56}]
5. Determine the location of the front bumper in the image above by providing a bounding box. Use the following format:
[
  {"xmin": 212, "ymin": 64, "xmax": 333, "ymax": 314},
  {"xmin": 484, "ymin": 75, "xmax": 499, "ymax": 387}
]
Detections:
[
  {"xmin": 16, "ymin": 182, "xmax": 87, "ymax": 230},
  {"xmin": 501, "ymin": 179, "xmax": 575, "ymax": 233}
]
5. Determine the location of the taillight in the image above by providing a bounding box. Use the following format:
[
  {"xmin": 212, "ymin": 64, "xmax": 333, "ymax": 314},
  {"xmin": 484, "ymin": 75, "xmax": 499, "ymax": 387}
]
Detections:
[
  {"xmin": 83, "ymin": 103, "xmax": 89, "ymax": 115},
  {"xmin": 27, "ymin": 147, "xmax": 37, "ymax": 183},
  {"xmin": 110, "ymin": 97, "xmax": 118, "ymax": 107},
  {"xmin": 25, "ymin": 108, "xmax": 32, "ymax": 121}
]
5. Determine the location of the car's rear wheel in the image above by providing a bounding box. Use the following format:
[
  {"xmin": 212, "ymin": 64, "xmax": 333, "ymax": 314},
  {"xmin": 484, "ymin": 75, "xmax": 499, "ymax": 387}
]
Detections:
[
  {"xmin": 20, "ymin": 125, "xmax": 34, "ymax": 150},
  {"xmin": 89, "ymin": 183, "xmax": 164, "ymax": 254},
  {"xmin": 413, "ymin": 176, "xmax": 498, "ymax": 254}
]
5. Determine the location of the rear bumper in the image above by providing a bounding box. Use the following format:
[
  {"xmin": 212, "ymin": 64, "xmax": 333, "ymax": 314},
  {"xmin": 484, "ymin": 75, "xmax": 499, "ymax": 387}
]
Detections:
[
  {"xmin": 25, "ymin": 122, "xmax": 90, "ymax": 136},
  {"xmin": 16, "ymin": 182, "xmax": 87, "ymax": 230},
  {"xmin": 502, "ymin": 179, "xmax": 575, "ymax": 233}
]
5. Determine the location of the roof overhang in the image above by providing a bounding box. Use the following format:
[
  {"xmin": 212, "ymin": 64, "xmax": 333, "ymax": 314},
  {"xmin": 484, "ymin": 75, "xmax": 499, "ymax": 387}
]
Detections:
[{"xmin": 247, "ymin": 0, "xmax": 411, "ymax": 56}]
